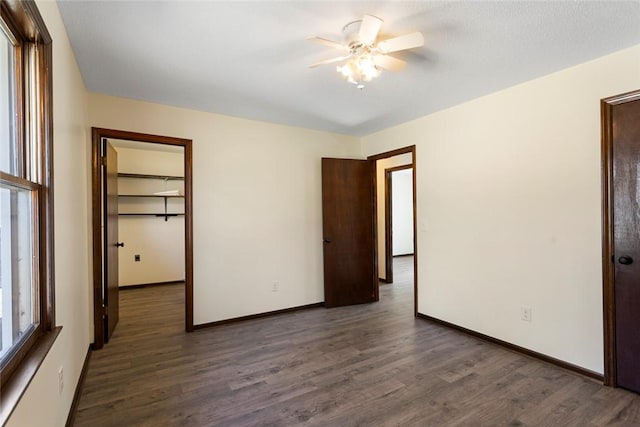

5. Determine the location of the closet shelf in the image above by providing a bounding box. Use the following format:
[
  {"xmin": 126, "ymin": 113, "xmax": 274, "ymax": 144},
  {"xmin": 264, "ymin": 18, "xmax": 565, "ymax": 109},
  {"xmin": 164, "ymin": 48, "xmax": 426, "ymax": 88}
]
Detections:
[
  {"xmin": 118, "ymin": 213, "xmax": 184, "ymax": 218},
  {"xmin": 118, "ymin": 194, "xmax": 184, "ymax": 198},
  {"xmin": 118, "ymin": 212, "xmax": 184, "ymax": 221},
  {"xmin": 118, "ymin": 172, "xmax": 184, "ymax": 181},
  {"xmin": 117, "ymin": 173, "xmax": 185, "ymax": 221}
]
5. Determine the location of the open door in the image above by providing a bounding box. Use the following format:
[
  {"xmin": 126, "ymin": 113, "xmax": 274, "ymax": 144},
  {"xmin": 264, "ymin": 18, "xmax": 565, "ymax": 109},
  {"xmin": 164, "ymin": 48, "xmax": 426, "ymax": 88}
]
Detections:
[
  {"xmin": 103, "ymin": 139, "xmax": 120, "ymax": 341},
  {"xmin": 603, "ymin": 92, "xmax": 640, "ymax": 393},
  {"xmin": 321, "ymin": 158, "xmax": 377, "ymax": 307}
]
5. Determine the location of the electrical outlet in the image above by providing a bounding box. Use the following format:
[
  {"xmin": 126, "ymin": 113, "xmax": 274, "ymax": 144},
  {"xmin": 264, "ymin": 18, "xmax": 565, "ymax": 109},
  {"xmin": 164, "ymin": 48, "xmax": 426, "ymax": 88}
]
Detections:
[
  {"xmin": 134, "ymin": 254, "xmax": 141, "ymax": 262},
  {"xmin": 272, "ymin": 282, "xmax": 279, "ymax": 292},
  {"xmin": 58, "ymin": 366, "xmax": 64, "ymax": 395},
  {"xmin": 521, "ymin": 306, "xmax": 532, "ymax": 322}
]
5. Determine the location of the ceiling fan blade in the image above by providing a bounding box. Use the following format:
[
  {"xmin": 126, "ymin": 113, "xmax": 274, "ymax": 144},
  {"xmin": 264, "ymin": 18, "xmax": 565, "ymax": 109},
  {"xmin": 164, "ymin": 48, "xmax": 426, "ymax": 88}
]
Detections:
[
  {"xmin": 309, "ymin": 55, "xmax": 351, "ymax": 68},
  {"xmin": 307, "ymin": 37, "xmax": 348, "ymax": 51},
  {"xmin": 373, "ymin": 54, "xmax": 406, "ymax": 71},
  {"xmin": 359, "ymin": 14, "xmax": 383, "ymax": 45},
  {"xmin": 377, "ymin": 32, "xmax": 424, "ymax": 54}
]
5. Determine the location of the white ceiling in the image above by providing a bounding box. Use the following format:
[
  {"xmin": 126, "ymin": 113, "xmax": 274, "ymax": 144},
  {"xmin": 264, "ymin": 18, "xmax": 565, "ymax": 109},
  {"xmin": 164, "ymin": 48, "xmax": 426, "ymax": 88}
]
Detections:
[{"xmin": 57, "ymin": 1, "xmax": 640, "ymax": 137}]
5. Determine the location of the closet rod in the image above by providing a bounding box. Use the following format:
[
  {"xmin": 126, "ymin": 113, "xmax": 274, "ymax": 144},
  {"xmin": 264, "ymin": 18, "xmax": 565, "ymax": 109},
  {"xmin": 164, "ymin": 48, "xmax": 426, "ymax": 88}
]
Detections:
[{"xmin": 118, "ymin": 172, "xmax": 184, "ymax": 180}]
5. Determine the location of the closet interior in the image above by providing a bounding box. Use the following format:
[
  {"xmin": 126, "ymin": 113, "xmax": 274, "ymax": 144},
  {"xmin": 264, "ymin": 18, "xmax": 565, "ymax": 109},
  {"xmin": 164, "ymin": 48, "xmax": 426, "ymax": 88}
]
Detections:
[{"xmin": 110, "ymin": 139, "xmax": 186, "ymax": 288}]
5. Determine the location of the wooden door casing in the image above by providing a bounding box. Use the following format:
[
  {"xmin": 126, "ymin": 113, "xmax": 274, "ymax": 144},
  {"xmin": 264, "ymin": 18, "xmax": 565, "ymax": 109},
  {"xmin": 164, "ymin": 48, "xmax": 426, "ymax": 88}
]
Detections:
[
  {"xmin": 368, "ymin": 146, "xmax": 418, "ymax": 316},
  {"xmin": 384, "ymin": 164, "xmax": 414, "ymax": 284},
  {"xmin": 602, "ymin": 90, "xmax": 640, "ymax": 391},
  {"xmin": 91, "ymin": 128, "xmax": 194, "ymax": 350},
  {"xmin": 612, "ymin": 97, "xmax": 640, "ymax": 393}
]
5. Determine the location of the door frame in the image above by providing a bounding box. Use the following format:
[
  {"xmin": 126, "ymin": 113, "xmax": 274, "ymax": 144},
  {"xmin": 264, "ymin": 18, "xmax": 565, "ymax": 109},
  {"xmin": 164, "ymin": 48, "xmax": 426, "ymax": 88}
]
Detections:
[
  {"xmin": 91, "ymin": 127, "xmax": 194, "ymax": 349},
  {"xmin": 384, "ymin": 164, "xmax": 414, "ymax": 284},
  {"xmin": 601, "ymin": 89, "xmax": 640, "ymax": 386},
  {"xmin": 368, "ymin": 146, "xmax": 418, "ymax": 315}
]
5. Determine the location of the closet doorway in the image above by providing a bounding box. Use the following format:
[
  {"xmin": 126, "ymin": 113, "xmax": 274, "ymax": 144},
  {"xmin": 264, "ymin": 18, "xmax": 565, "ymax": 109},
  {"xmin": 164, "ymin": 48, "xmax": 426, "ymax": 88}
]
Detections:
[{"xmin": 91, "ymin": 128, "xmax": 193, "ymax": 349}]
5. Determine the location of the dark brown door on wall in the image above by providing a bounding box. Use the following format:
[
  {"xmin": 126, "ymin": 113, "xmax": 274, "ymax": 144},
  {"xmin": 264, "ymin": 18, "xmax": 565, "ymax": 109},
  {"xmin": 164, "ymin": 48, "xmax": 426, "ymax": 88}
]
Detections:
[
  {"xmin": 104, "ymin": 140, "xmax": 120, "ymax": 341},
  {"xmin": 321, "ymin": 158, "xmax": 377, "ymax": 307},
  {"xmin": 612, "ymin": 97, "xmax": 640, "ymax": 393}
]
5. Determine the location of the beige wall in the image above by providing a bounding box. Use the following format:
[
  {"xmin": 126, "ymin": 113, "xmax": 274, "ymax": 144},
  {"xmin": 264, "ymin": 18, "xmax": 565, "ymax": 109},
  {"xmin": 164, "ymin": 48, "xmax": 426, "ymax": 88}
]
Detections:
[
  {"xmin": 7, "ymin": 1, "xmax": 91, "ymax": 425},
  {"xmin": 362, "ymin": 44, "xmax": 640, "ymax": 373},
  {"xmin": 88, "ymin": 93, "xmax": 361, "ymax": 324}
]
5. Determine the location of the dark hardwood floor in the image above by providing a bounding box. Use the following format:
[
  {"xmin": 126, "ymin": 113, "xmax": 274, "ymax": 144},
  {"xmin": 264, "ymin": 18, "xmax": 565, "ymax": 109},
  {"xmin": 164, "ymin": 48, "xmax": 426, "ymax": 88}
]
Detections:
[{"xmin": 74, "ymin": 257, "xmax": 640, "ymax": 426}]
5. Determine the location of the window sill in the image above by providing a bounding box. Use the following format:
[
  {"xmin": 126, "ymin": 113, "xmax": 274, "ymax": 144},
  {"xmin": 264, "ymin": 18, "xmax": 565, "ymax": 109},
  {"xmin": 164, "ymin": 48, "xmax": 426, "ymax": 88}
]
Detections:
[{"xmin": 0, "ymin": 326, "xmax": 62, "ymax": 425}]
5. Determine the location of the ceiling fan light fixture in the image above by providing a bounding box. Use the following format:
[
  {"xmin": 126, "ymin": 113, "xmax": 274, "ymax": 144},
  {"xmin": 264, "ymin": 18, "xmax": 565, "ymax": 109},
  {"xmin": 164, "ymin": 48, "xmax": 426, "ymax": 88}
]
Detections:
[
  {"xmin": 337, "ymin": 63, "xmax": 352, "ymax": 78},
  {"xmin": 358, "ymin": 54, "xmax": 381, "ymax": 80},
  {"xmin": 309, "ymin": 14, "xmax": 424, "ymax": 89},
  {"xmin": 336, "ymin": 52, "xmax": 381, "ymax": 88}
]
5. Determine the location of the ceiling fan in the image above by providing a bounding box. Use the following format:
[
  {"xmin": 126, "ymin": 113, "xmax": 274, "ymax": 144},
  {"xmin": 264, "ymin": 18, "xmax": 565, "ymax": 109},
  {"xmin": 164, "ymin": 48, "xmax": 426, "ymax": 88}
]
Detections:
[{"xmin": 308, "ymin": 14, "xmax": 424, "ymax": 89}]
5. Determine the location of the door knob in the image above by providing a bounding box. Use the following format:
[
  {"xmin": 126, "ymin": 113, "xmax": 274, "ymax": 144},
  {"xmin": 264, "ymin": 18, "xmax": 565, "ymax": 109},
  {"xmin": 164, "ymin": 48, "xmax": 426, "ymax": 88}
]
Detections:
[
  {"xmin": 323, "ymin": 238, "xmax": 332, "ymax": 244},
  {"xmin": 115, "ymin": 242, "xmax": 125, "ymax": 248},
  {"xmin": 618, "ymin": 256, "xmax": 633, "ymax": 265}
]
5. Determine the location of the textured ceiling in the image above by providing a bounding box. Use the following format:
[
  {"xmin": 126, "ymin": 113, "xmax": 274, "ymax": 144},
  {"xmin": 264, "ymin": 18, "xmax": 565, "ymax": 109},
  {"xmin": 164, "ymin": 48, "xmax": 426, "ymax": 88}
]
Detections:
[{"xmin": 57, "ymin": 1, "xmax": 640, "ymax": 136}]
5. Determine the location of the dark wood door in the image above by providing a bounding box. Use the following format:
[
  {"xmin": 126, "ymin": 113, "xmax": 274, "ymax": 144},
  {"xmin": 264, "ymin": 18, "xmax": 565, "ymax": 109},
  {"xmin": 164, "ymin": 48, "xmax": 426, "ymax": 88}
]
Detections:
[
  {"xmin": 613, "ymin": 97, "xmax": 640, "ymax": 393},
  {"xmin": 104, "ymin": 140, "xmax": 120, "ymax": 341},
  {"xmin": 321, "ymin": 158, "xmax": 377, "ymax": 307}
]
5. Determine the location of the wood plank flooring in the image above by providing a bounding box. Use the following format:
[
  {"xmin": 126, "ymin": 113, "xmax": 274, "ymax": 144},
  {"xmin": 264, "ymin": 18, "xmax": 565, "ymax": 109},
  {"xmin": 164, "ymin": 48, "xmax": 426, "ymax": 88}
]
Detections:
[{"xmin": 74, "ymin": 257, "xmax": 640, "ymax": 426}]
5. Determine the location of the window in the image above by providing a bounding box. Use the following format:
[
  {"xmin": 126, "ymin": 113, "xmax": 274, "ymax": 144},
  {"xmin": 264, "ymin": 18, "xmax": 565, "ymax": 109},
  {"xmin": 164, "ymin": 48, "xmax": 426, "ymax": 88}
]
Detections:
[{"xmin": 0, "ymin": 0, "xmax": 56, "ymax": 418}]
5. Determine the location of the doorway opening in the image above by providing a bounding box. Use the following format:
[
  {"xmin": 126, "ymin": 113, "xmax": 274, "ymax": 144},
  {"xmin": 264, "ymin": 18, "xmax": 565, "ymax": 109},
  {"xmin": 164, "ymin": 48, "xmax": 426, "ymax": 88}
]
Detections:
[
  {"xmin": 91, "ymin": 128, "xmax": 194, "ymax": 350},
  {"xmin": 368, "ymin": 146, "xmax": 417, "ymax": 315},
  {"xmin": 384, "ymin": 165, "xmax": 414, "ymax": 283}
]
